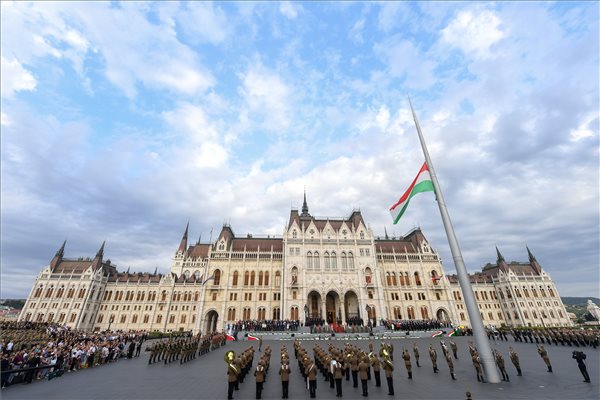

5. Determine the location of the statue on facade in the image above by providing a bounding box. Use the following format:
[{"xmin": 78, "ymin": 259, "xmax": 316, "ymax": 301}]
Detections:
[{"xmin": 586, "ymin": 300, "xmax": 600, "ymax": 321}]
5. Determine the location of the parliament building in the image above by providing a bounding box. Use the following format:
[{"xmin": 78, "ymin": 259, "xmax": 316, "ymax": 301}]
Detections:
[{"xmin": 19, "ymin": 196, "xmax": 572, "ymax": 333}]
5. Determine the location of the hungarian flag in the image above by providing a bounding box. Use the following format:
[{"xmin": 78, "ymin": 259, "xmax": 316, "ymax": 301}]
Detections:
[
  {"xmin": 226, "ymin": 334, "xmax": 236, "ymax": 341},
  {"xmin": 247, "ymin": 334, "xmax": 259, "ymax": 341},
  {"xmin": 390, "ymin": 162, "xmax": 434, "ymax": 224}
]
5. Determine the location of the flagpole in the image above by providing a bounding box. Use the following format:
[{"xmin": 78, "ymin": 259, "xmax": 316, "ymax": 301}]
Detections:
[{"xmin": 408, "ymin": 98, "xmax": 501, "ymax": 383}]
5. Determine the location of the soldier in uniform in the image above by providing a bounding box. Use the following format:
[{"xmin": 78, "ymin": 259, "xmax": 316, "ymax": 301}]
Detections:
[
  {"xmin": 429, "ymin": 344, "xmax": 439, "ymax": 373},
  {"xmin": 382, "ymin": 355, "xmax": 394, "ymax": 396},
  {"xmin": 537, "ymin": 345, "xmax": 552, "ymax": 372},
  {"xmin": 445, "ymin": 352, "xmax": 456, "ymax": 380},
  {"xmin": 468, "ymin": 342, "xmax": 477, "ymax": 358},
  {"xmin": 402, "ymin": 348, "xmax": 412, "ymax": 379},
  {"xmin": 254, "ymin": 359, "xmax": 266, "ymax": 399},
  {"xmin": 572, "ymin": 351, "xmax": 591, "ymax": 383},
  {"xmin": 494, "ymin": 349, "xmax": 509, "ymax": 382},
  {"xmin": 333, "ymin": 357, "xmax": 343, "ymax": 397},
  {"xmin": 371, "ymin": 353, "xmax": 381, "ymax": 386},
  {"xmin": 413, "ymin": 342, "xmax": 420, "ymax": 367},
  {"xmin": 234, "ymin": 354, "xmax": 243, "ymax": 389},
  {"xmin": 279, "ymin": 360, "xmax": 291, "ymax": 399},
  {"xmin": 508, "ymin": 347, "xmax": 522, "ymax": 376},
  {"xmin": 306, "ymin": 357, "xmax": 318, "ymax": 399},
  {"xmin": 351, "ymin": 350, "xmax": 359, "ymax": 388},
  {"xmin": 472, "ymin": 354, "xmax": 485, "ymax": 382},
  {"xmin": 359, "ymin": 355, "xmax": 369, "ymax": 396},
  {"xmin": 450, "ymin": 339, "xmax": 458, "ymax": 359},
  {"xmin": 227, "ymin": 355, "xmax": 240, "ymax": 400}
]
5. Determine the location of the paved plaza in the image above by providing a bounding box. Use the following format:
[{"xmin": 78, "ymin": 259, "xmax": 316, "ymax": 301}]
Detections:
[{"xmin": 2, "ymin": 335, "xmax": 598, "ymax": 400}]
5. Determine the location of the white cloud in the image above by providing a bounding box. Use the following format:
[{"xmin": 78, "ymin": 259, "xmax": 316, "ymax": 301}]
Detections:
[
  {"xmin": 441, "ymin": 9, "xmax": 506, "ymax": 58},
  {"xmin": 279, "ymin": 2, "xmax": 299, "ymax": 19},
  {"xmin": 175, "ymin": 2, "xmax": 230, "ymax": 45},
  {"xmin": 349, "ymin": 18, "xmax": 366, "ymax": 44},
  {"xmin": 0, "ymin": 57, "xmax": 37, "ymax": 98},
  {"xmin": 240, "ymin": 63, "xmax": 291, "ymax": 132}
]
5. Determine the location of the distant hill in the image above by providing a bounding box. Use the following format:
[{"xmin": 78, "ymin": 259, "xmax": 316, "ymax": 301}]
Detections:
[
  {"xmin": 0, "ymin": 299, "xmax": 26, "ymax": 309},
  {"xmin": 561, "ymin": 297, "xmax": 600, "ymax": 306}
]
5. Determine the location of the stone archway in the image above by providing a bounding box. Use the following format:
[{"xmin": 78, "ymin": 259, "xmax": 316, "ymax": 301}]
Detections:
[
  {"xmin": 436, "ymin": 308, "xmax": 450, "ymax": 322},
  {"xmin": 307, "ymin": 290, "xmax": 323, "ymax": 319},
  {"xmin": 205, "ymin": 310, "xmax": 219, "ymax": 333},
  {"xmin": 344, "ymin": 290, "xmax": 360, "ymax": 324},
  {"xmin": 325, "ymin": 291, "xmax": 341, "ymax": 324}
]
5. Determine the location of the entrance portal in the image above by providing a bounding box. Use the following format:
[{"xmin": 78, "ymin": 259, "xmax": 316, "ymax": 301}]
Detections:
[
  {"xmin": 344, "ymin": 291, "xmax": 360, "ymax": 325},
  {"xmin": 436, "ymin": 308, "xmax": 450, "ymax": 322},
  {"xmin": 205, "ymin": 310, "xmax": 219, "ymax": 333},
  {"xmin": 307, "ymin": 290, "xmax": 322, "ymax": 319},
  {"xmin": 325, "ymin": 291, "xmax": 341, "ymax": 324}
]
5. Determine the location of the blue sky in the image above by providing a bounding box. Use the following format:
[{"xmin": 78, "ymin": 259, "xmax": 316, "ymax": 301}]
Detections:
[{"xmin": 1, "ymin": 1, "xmax": 598, "ymax": 299}]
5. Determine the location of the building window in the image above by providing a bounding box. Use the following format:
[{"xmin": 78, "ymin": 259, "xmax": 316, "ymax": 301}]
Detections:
[
  {"xmin": 169, "ymin": 315, "xmax": 175, "ymax": 324},
  {"xmin": 228, "ymin": 308, "xmax": 236, "ymax": 320},
  {"xmin": 275, "ymin": 271, "xmax": 281, "ymax": 286},
  {"xmin": 212, "ymin": 293, "xmax": 217, "ymax": 301},
  {"xmin": 407, "ymin": 307, "xmax": 416, "ymax": 320},
  {"xmin": 291, "ymin": 306, "xmax": 299, "ymax": 320},
  {"xmin": 156, "ymin": 315, "xmax": 162, "ymax": 323},
  {"xmin": 272, "ymin": 307, "xmax": 281, "ymax": 320},
  {"xmin": 250, "ymin": 271, "xmax": 256, "ymax": 286},
  {"xmin": 420, "ymin": 306, "xmax": 429, "ymax": 319},
  {"xmin": 243, "ymin": 307, "xmax": 251, "ymax": 320},
  {"xmin": 232, "ymin": 271, "xmax": 239, "ymax": 286},
  {"xmin": 292, "ymin": 230, "xmax": 297, "ymax": 239},
  {"xmin": 244, "ymin": 271, "xmax": 249, "ymax": 286},
  {"xmin": 213, "ymin": 270, "xmax": 221, "ymax": 285}
]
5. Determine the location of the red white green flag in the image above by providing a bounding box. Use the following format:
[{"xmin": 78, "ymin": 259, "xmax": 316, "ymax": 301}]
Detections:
[{"xmin": 390, "ymin": 162, "xmax": 434, "ymax": 224}]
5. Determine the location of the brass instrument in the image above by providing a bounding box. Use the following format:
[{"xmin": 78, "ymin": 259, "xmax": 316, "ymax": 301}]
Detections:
[
  {"xmin": 380, "ymin": 346, "xmax": 394, "ymax": 371},
  {"xmin": 224, "ymin": 350, "xmax": 238, "ymax": 374}
]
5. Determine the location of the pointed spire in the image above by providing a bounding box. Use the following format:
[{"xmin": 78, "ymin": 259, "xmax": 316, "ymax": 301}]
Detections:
[
  {"xmin": 384, "ymin": 227, "xmax": 389, "ymax": 240},
  {"xmin": 56, "ymin": 240, "xmax": 67, "ymax": 257},
  {"xmin": 178, "ymin": 222, "xmax": 189, "ymax": 254},
  {"xmin": 526, "ymin": 246, "xmax": 536, "ymax": 262},
  {"xmin": 301, "ymin": 189, "xmax": 309, "ymax": 217},
  {"xmin": 96, "ymin": 241, "xmax": 105, "ymax": 258},
  {"xmin": 154, "ymin": 266, "xmax": 158, "ymax": 275},
  {"xmin": 197, "ymin": 234, "xmax": 202, "ymax": 245},
  {"xmin": 495, "ymin": 246, "xmax": 505, "ymax": 263},
  {"xmin": 126, "ymin": 266, "xmax": 130, "ymax": 274}
]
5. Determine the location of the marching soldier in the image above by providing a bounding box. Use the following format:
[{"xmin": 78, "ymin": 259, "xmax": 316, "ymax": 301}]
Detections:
[
  {"xmin": 306, "ymin": 357, "xmax": 318, "ymax": 399},
  {"xmin": 227, "ymin": 356, "xmax": 240, "ymax": 400},
  {"xmin": 254, "ymin": 359, "xmax": 266, "ymax": 399},
  {"xmin": 572, "ymin": 351, "xmax": 591, "ymax": 383},
  {"xmin": 351, "ymin": 350, "xmax": 359, "ymax": 388},
  {"xmin": 333, "ymin": 357, "xmax": 343, "ymax": 397},
  {"xmin": 472, "ymin": 354, "xmax": 485, "ymax": 383},
  {"xmin": 413, "ymin": 342, "xmax": 420, "ymax": 367},
  {"xmin": 402, "ymin": 348, "xmax": 412, "ymax": 379},
  {"xmin": 382, "ymin": 354, "xmax": 394, "ymax": 396},
  {"xmin": 359, "ymin": 355, "xmax": 370, "ymax": 396},
  {"xmin": 279, "ymin": 359, "xmax": 291, "ymax": 399},
  {"xmin": 371, "ymin": 353, "xmax": 382, "ymax": 387},
  {"xmin": 537, "ymin": 345, "xmax": 552, "ymax": 373},
  {"xmin": 494, "ymin": 350, "xmax": 509, "ymax": 382},
  {"xmin": 450, "ymin": 339, "xmax": 458, "ymax": 359},
  {"xmin": 429, "ymin": 344, "xmax": 439, "ymax": 373},
  {"xmin": 509, "ymin": 347, "xmax": 522, "ymax": 376},
  {"xmin": 445, "ymin": 352, "xmax": 456, "ymax": 380},
  {"xmin": 468, "ymin": 341, "xmax": 477, "ymax": 358}
]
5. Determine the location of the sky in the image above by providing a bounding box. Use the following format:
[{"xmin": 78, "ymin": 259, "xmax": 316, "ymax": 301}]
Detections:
[{"xmin": 1, "ymin": 1, "xmax": 598, "ymax": 299}]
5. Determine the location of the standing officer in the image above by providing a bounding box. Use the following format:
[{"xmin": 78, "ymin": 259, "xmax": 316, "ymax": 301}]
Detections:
[
  {"xmin": 359, "ymin": 355, "xmax": 369, "ymax": 397},
  {"xmin": 227, "ymin": 357, "xmax": 240, "ymax": 400},
  {"xmin": 279, "ymin": 359, "xmax": 291, "ymax": 399},
  {"xmin": 413, "ymin": 342, "xmax": 420, "ymax": 367},
  {"xmin": 572, "ymin": 351, "xmax": 591, "ymax": 383},
  {"xmin": 493, "ymin": 350, "xmax": 509, "ymax": 382},
  {"xmin": 537, "ymin": 345, "xmax": 552, "ymax": 373},
  {"xmin": 254, "ymin": 359, "xmax": 266, "ymax": 399},
  {"xmin": 382, "ymin": 356, "xmax": 394, "ymax": 396},
  {"xmin": 508, "ymin": 347, "xmax": 522, "ymax": 376},
  {"xmin": 450, "ymin": 339, "xmax": 458, "ymax": 359},
  {"xmin": 429, "ymin": 344, "xmax": 439, "ymax": 373},
  {"xmin": 351, "ymin": 350, "xmax": 359, "ymax": 388},
  {"xmin": 472, "ymin": 354, "xmax": 485, "ymax": 383},
  {"xmin": 402, "ymin": 348, "xmax": 412, "ymax": 379}
]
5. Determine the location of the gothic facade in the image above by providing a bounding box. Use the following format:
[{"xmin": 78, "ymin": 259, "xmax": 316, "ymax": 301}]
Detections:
[{"xmin": 19, "ymin": 198, "xmax": 572, "ymax": 332}]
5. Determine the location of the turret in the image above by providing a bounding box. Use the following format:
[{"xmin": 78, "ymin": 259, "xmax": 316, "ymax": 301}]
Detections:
[
  {"xmin": 496, "ymin": 246, "xmax": 509, "ymax": 272},
  {"xmin": 91, "ymin": 241, "xmax": 105, "ymax": 270},
  {"xmin": 177, "ymin": 222, "xmax": 189, "ymax": 255},
  {"xmin": 49, "ymin": 240, "xmax": 66, "ymax": 271},
  {"xmin": 527, "ymin": 246, "xmax": 542, "ymax": 275},
  {"xmin": 301, "ymin": 190, "xmax": 310, "ymax": 217}
]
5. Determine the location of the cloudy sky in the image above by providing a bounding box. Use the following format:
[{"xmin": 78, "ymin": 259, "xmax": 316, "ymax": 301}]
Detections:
[{"xmin": 1, "ymin": 2, "xmax": 598, "ymax": 299}]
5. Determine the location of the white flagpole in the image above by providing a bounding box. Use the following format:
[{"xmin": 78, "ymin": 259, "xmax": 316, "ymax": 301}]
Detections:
[{"xmin": 408, "ymin": 98, "xmax": 501, "ymax": 383}]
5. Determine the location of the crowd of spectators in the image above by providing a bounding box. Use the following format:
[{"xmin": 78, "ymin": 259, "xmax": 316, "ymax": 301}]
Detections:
[
  {"xmin": 0, "ymin": 321, "xmax": 147, "ymax": 388},
  {"xmin": 228, "ymin": 320, "xmax": 301, "ymax": 332},
  {"xmin": 382, "ymin": 319, "xmax": 452, "ymax": 331}
]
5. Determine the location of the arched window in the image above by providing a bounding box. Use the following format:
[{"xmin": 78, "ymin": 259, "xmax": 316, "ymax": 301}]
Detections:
[
  {"xmin": 291, "ymin": 267, "xmax": 298, "ymax": 285},
  {"xmin": 431, "ymin": 270, "xmax": 439, "ymax": 285},
  {"xmin": 341, "ymin": 252, "xmax": 348, "ymax": 271},
  {"xmin": 243, "ymin": 307, "xmax": 251, "ymax": 320},
  {"xmin": 404, "ymin": 272, "xmax": 411, "ymax": 286},
  {"xmin": 132, "ymin": 314, "xmax": 138, "ymax": 323},
  {"xmin": 420, "ymin": 306, "xmax": 429, "ymax": 319},
  {"xmin": 548, "ymin": 286, "xmax": 555, "ymax": 297},
  {"xmin": 227, "ymin": 308, "xmax": 236, "ymax": 320},
  {"xmin": 386, "ymin": 272, "xmax": 392, "ymax": 286},
  {"xmin": 275, "ymin": 271, "xmax": 281, "ymax": 286},
  {"xmin": 232, "ymin": 271, "xmax": 239, "ymax": 286},
  {"xmin": 258, "ymin": 271, "xmax": 264, "ymax": 286},
  {"xmin": 56, "ymin": 286, "xmax": 65, "ymax": 298},
  {"xmin": 258, "ymin": 307, "xmax": 266, "ymax": 320},
  {"xmin": 313, "ymin": 252, "xmax": 320, "ymax": 270},
  {"xmin": 45, "ymin": 286, "xmax": 54, "ymax": 298},
  {"xmin": 393, "ymin": 306, "xmax": 402, "ymax": 319},
  {"xmin": 183, "ymin": 270, "xmax": 190, "ymax": 279},
  {"xmin": 331, "ymin": 252, "xmax": 337, "ymax": 270},
  {"xmin": 391, "ymin": 272, "xmax": 397, "ymax": 286},
  {"xmin": 414, "ymin": 272, "xmax": 421, "ymax": 286},
  {"xmin": 407, "ymin": 306, "xmax": 416, "ymax": 319},
  {"xmin": 292, "ymin": 230, "xmax": 297, "ymax": 239},
  {"xmin": 365, "ymin": 267, "xmax": 372, "ymax": 284},
  {"xmin": 194, "ymin": 270, "xmax": 201, "ymax": 280},
  {"xmin": 244, "ymin": 271, "xmax": 250, "ymax": 286},
  {"xmin": 264, "ymin": 271, "xmax": 269, "ymax": 286},
  {"xmin": 194, "ymin": 292, "xmax": 199, "ymax": 301},
  {"xmin": 97, "ymin": 314, "xmax": 104, "ymax": 323},
  {"xmin": 360, "ymin": 231, "xmax": 365, "ymax": 240},
  {"xmin": 324, "ymin": 252, "xmax": 330, "ymax": 271},
  {"xmin": 348, "ymin": 252, "xmax": 354, "ymax": 270},
  {"xmin": 290, "ymin": 306, "xmax": 299, "ymax": 320},
  {"xmin": 213, "ymin": 270, "xmax": 221, "ymax": 285},
  {"xmin": 161, "ymin": 291, "xmax": 167, "ymax": 301},
  {"xmin": 307, "ymin": 252, "xmax": 313, "ymax": 270},
  {"xmin": 272, "ymin": 307, "xmax": 280, "ymax": 320},
  {"xmin": 250, "ymin": 271, "xmax": 256, "ymax": 286}
]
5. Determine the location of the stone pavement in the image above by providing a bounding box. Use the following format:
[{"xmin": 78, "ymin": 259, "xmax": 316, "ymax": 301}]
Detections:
[{"xmin": 2, "ymin": 336, "xmax": 598, "ymax": 399}]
